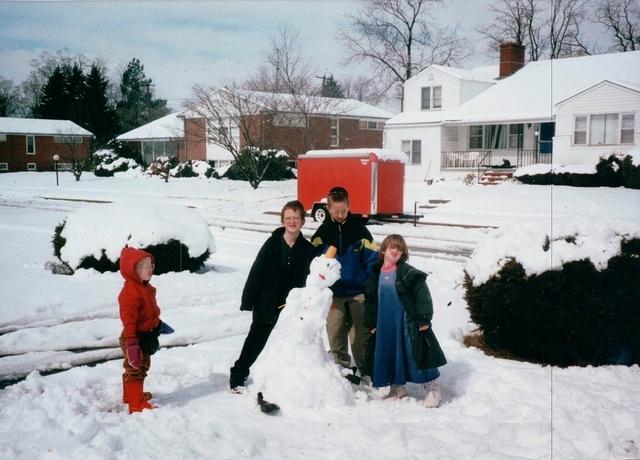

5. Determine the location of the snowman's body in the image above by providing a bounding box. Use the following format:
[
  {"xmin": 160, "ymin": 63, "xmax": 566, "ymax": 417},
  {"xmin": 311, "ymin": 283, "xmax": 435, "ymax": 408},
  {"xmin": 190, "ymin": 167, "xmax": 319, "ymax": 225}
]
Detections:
[{"xmin": 251, "ymin": 254, "xmax": 354, "ymax": 411}]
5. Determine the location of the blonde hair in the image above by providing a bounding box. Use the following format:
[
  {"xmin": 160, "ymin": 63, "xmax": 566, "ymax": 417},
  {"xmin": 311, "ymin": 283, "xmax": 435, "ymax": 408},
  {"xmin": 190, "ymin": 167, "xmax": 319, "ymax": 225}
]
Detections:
[{"xmin": 379, "ymin": 234, "xmax": 409, "ymax": 263}]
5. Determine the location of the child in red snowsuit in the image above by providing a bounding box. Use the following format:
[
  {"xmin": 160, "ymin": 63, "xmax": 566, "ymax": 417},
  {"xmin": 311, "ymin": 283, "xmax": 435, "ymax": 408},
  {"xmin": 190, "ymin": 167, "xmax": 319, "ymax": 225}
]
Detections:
[{"xmin": 118, "ymin": 246, "xmax": 170, "ymax": 414}]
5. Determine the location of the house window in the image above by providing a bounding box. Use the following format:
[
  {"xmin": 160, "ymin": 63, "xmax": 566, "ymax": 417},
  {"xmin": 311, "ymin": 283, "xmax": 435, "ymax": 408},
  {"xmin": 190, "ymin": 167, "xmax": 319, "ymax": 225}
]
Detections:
[
  {"xmin": 0, "ymin": 162, "xmax": 8, "ymax": 171},
  {"xmin": 358, "ymin": 120, "xmax": 384, "ymax": 130},
  {"xmin": 142, "ymin": 141, "xmax": 177, "ymax": 164},
  {"xmin": 273, "ymin": 113, "xmax": 307, "ymax": 128},
  {"xmin": 484, "ymin": 125, "xmax": 507, "ymax": 149},
  {"xmin": 421, "ymin": 86, "xmax": 442, "ymax": 110},
  {"xmin": 469, "ymin": 126, "xmax": 483, "ymax": 149},
  {"xmin": 508, "ymin": 124, "xmax": 523, "ymax": 149},
  {"xmin": 27, "ymin": 162, "xmax": 36, "ymax": 171},
  {"xmin": 589, "ymin": 113, "xmax": 619, "ymax": 145},
  {"xmin": 0, "ymin": 134, "xmax": 6, "ymax": 142},
  {"xmin": 574, "ymin": 116, "xmax": 587, "ymax": 145},
  {"xmin": 401, "ymin": 139, "xmax": 422, "ymax": 165},
  {"xmin": 53, "ymin": 135, "xmax": 83, "ymax": 144},
  {"xmin": 621, "ymin": 113, "xmax": 635, "ymax": 144},
  {"xmin": 26, "ymin": 135, "xmax": 36, "ymax": 155},
  {"xmin": 330, "ymin": 118, "xmax": 339, "ymax": 147}
]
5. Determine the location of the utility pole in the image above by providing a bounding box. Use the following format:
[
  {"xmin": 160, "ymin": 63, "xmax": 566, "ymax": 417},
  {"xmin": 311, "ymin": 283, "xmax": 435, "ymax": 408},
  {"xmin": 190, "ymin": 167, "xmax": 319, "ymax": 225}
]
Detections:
[
  {"xmin": 315, "ymin": 74, "xmax": 326, "ymax": 96},
  {"xmin": 143, "ymin": 82, "xmax": 155, "ymax": 122}
]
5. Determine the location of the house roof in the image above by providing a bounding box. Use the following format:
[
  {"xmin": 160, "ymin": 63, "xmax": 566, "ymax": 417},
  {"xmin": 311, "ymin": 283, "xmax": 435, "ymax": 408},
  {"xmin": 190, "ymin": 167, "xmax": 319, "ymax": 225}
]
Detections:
[
  {"xmin": 237, "ymin": 90, "xmax": 395, "ymax": 119},
  {"xmin": 0, "ymin": 117, "xmax": 93, "ymax": 136},
  {"xmin": 429, "ymin": 65, "xmax": 497, "ymax": 83},
  {"xmin": 448, "ymin": 50, "xmax": 640, "ymax": 124},
  {"xmin": 116, "ymin": 112, "xmax": 184, "ymax": 141}
]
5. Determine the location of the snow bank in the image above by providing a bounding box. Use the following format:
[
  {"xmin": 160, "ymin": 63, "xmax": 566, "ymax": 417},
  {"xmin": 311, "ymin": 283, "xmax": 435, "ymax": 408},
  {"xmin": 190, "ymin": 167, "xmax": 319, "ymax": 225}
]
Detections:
[
  {"xmin": 514, "ymin": 163, "xmax": 597, "ymax": 177},
  {"xmin": 466, "ymin": 217, "xmax": 640, "ymax": 286},
  {"xmin": 59, "ymin": 202, "xmax": 216, "ymax": 269}
]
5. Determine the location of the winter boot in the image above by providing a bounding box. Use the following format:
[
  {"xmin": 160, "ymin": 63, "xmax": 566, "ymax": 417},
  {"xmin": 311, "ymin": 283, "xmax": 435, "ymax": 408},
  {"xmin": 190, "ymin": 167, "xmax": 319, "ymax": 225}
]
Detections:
[
  {"xmin": 229, "ymin": 366, "xmax": 248, "ymax": 392},
  {"xmin": 383, "ymin": 385, "xmax": 408, "ymax": 400},
  {"xmin": 125, "ymin": 380, "xmax": 157, "ymax": 414},
  {"xmin": 122, "ymin": 376, "xmax": 152, "ymax": 403},
  {"xmin": 422, "ymin": 379, "xmax": 442, "ymax": 408}
]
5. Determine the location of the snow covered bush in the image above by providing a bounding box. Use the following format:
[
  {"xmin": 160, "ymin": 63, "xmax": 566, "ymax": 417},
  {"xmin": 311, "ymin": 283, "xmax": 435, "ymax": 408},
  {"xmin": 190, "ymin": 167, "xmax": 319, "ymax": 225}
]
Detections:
[
  {"xmin": 464, "ymin": 220, "xmax": 640, "ymax": 367},
  {"xmin": 147, "ymin": 156, "xmax": 178, "ymax": 182},
  {"xmin": 170, "ymin": 160, "xmax": 213, "ymax": 178},
  {"xmin": 52, "ymin": 202, "xmax": 216, "ymax": 274},
  {"xmin": 93, "ymin": 149, "xmax": 141, "ymax": 177},
  {"xmin": 514, "ymin": 154, "xmax": 640, "ymax": 189},
  {"xmin": 223, "ymin": 148, "xmax": 295, "ymax": 182}
]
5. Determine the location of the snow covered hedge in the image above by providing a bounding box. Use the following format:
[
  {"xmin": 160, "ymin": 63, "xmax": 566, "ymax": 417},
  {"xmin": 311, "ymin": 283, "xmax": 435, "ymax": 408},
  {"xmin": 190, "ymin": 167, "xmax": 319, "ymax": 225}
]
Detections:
[
  {"xmin": 464, "ymin": 219, "xmax": 640, "ymax": 366},
  {"xmin": 52, "ymin": 202, "xmax": 216, "ymax": 274},
  {"xmin": 515, "ymin": 153, "xmax": 640, "ymax": 189},
  {"xmin": 93, "ymin": 149, "xmax": 142, "ymax": 177},
  {"xmin": 224, "ymin": 147, "xmax": 295, "ymax": 181},
  {"xmin": 171, "ymin": 160, "xmax": 214, "ymax": 178}
]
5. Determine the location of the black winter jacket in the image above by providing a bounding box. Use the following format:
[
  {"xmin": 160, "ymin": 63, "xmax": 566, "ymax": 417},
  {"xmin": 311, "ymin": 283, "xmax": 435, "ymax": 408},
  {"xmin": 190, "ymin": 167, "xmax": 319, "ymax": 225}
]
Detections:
[{"xmin": 241, "ymin": 227, "xmax": 315, "ymax": 324}]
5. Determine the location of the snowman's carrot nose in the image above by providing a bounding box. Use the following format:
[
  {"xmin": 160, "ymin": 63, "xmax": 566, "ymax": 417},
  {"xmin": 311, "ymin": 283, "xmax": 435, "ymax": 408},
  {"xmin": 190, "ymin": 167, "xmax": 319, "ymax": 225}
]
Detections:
[{"xmin": 325, "ymin": 246, "xmax": 337, "ymax": 258}]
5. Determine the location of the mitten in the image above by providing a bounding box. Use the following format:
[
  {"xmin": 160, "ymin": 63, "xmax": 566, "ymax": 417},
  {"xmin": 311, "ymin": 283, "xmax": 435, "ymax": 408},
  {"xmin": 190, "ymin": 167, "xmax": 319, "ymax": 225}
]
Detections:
[
  {"xmin": 159, "ymin": 321, "xmax": 174, "ymax": 335},
  {"xmin": 418, "ymin": 323, "xmax": 431, "ymax": 334},
  {"xmin": 125, "ymin": 337, "xmax": 143, "ymax": 369}
]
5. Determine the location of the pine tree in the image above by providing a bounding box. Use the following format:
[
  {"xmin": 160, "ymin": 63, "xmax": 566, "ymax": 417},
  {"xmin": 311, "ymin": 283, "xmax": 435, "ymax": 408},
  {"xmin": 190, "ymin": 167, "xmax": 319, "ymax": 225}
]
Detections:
[
  {"xmin": 116, "ymin": 58, "xmax": 169, "ymax": 133},
  {"xmin": 83, "ymin": 64, "xmax": 119, "ymax": 147},
  {"xmin": 321, "ymin": 75, "xmax": 344, "ymax": 98},
  {"xmin": 39, "ymin": 66, "xmax": 70, "ymax": 120}
]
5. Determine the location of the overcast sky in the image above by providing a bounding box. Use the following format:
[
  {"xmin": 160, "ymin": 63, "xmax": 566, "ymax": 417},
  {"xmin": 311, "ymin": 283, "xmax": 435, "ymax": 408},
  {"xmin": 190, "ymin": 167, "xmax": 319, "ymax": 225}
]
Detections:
[{"xmin": 0, "ymin": 0, "xmax": 611, "ymax": 112}]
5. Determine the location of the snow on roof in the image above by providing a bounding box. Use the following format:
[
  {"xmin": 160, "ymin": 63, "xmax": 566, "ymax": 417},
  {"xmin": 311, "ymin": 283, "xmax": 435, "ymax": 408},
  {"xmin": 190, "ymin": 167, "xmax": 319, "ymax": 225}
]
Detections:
[
  {"xmin": 238, "ymin": 90, "xmax": 395, "ymax": 119},
  {"xmin": 429, "ymin": 65, "xmax": 497, "ymax": 83},
  {"xmin": 451, "ymin": 51, "xmax": 640, "ymax": 124},
  {"xmin": 470, "ymin": 64, "xmax": 500, "ymax": 79},
  {"xmin": 304, "ymin": 148, "xmax": 407, "ymax": 163},
  {"xmin": 116, "ymin": 112, "xmax": 184, "ymax": 141},
  {"xmin": 385, "ymin": 110, "xmax": 449, "ymax": 126},
  {"xmin": 0, "ymin": 117, "xmax": 93, "ymax": 136}
]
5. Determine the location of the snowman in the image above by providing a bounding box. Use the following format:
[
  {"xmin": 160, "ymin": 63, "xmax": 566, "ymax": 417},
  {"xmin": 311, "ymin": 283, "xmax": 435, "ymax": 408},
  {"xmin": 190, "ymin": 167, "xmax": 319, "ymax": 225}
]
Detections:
[{"xmin": 250, "ymin": 247, "xmax": 355, "ymax": 412}]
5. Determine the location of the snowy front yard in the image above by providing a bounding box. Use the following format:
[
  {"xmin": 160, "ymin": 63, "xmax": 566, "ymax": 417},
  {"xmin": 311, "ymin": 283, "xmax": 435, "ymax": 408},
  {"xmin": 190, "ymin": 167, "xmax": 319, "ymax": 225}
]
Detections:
[{"xmin": 0, "ymin": 172, "xmax": 639, "ymax": 459}]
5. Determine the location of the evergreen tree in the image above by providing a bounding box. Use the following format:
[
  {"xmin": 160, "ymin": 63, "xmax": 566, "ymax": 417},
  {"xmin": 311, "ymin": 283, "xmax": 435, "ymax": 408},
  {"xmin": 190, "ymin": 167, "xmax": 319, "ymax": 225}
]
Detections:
[
  {"xmin": 321, "ymin": 75, "xmax": 344, "ymax": 98},
  {"xmin": 65, "ymin": 63, "xmax": 86, "ymax": 125},
  {"xmin": 83, "ymin": 64, "xmax": 119, "ymax": 147},
  {"xmin": 38, "ymin": 66, "xmax": 70, "ymax": 119},
  {"xmin": 116, "ymin": 58, "xmax": 170, "ymax": 133}
]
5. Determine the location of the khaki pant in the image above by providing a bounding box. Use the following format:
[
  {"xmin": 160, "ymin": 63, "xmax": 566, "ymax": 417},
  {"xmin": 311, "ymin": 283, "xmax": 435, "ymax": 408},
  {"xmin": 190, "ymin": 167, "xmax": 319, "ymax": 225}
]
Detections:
[
  {"xmin": 326, "ymin": 295, "xmax": 369, "ymax": 371},
  {"xmin": 119, "ymin": 336, "xmax": 151, "ymax": 382}
]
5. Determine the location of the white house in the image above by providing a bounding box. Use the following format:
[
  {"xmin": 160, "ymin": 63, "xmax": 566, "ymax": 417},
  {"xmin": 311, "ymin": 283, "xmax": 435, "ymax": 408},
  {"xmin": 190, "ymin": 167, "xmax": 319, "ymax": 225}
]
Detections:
[{"xmin": 385, "ymin": 45, "xmax": 640, "ymax": 181}]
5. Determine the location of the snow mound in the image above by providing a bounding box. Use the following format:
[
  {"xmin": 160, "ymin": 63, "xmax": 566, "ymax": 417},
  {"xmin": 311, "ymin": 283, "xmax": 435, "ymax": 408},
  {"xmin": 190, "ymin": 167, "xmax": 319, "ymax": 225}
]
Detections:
[
  {"xmin": 466, "ymin": 218, "xmax": 640, "ymax": 286},
  {"xmin": 514, "ymin": 163, "xmax": 597, "ymax": 177},
  {"xmin": 59, "ymin": 202, "xmax": 216, "ymax": 269}
]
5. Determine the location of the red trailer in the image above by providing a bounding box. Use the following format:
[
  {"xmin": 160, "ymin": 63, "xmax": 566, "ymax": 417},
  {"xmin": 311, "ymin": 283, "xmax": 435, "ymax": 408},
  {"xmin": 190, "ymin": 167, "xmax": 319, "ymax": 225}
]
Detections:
[{"xmin": 297, "ymin": 149, "xmax": 414, "ymax": 222}]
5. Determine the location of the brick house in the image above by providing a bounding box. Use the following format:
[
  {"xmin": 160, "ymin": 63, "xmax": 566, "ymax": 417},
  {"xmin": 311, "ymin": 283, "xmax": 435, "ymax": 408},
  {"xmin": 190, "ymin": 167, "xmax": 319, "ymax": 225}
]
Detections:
[
  {"xmin": 0, "ymin": 117, "xmax": 93, "ymax": 172},
  {"xmin": 181, "ymin": 90, "xmax": 395, "ymax": 167}
]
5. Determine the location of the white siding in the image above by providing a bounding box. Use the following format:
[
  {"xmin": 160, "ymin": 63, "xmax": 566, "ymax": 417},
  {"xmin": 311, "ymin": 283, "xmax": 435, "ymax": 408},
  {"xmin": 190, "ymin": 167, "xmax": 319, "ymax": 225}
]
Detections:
[
  {"xmin": 554, "ymin": 83, "xmax": 640, "ymax": 165},
  {"xmin": 403, "ymin": 69, "xmax": 459, "ymax": 112},
  {"xmin": 384, "ymin": 124, "xmax": 441, "ymax": 181}
]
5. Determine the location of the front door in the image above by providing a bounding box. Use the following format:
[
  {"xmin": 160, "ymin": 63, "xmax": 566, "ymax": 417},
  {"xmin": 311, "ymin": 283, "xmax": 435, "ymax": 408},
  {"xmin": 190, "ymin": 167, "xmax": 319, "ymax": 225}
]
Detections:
[{"xmin": 538, "ymin": 122, "xmax": 555, "ymax": 154}]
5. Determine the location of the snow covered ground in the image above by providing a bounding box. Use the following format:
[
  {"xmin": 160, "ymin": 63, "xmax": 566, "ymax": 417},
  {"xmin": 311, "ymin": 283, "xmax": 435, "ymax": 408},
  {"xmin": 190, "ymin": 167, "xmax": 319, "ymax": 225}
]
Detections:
[{"xmin": 0, "ymin": 172, "xmax": 639, "ymax": 459}]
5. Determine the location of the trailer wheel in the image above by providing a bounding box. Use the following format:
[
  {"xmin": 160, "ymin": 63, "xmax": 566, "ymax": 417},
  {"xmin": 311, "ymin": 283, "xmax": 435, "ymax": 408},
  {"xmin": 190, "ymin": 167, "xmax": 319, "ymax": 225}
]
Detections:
[{"xmin": 312, "ymin": 204, "xmax": 327, "ymax": 222}]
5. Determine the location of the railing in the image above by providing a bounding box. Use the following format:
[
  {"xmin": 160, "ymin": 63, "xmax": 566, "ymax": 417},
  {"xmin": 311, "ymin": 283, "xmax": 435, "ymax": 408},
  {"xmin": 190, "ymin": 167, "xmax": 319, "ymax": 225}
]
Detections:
[
  {"xmin": 440, "ymin": 150, "xmax": 491, "ymax": 169},
  {"xmin": 516, "ymin": 149, "xmax": 552, "ymax": 167}
]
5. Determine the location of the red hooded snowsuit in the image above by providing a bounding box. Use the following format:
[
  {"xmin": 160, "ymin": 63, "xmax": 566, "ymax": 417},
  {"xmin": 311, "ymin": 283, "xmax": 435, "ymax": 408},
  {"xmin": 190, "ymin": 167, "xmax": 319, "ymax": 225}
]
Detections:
[{"xmin": 118, "ymin": 246, "xmax": 161, "ymax": 339}]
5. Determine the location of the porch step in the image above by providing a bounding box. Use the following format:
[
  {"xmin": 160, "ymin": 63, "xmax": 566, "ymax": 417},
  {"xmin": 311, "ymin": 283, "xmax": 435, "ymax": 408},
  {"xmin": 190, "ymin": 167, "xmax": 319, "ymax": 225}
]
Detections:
[{"xmin": 479, "ymin": 168, "xmax": 516, "ymax": 186}]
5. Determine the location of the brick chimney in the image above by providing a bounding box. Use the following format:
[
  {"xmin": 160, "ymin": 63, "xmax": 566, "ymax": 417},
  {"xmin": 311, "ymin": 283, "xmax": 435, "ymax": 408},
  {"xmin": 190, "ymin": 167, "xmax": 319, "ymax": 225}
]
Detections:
[{"xmin": 499, "ymin": 42, "xmax": 525, "ymax": 78}]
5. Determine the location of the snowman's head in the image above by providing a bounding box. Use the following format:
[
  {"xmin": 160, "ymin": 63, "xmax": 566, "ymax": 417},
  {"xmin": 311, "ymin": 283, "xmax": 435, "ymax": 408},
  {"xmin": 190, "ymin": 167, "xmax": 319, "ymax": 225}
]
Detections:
[{"xmin": 306, "ymin": 255, "xmax": 341, "ymax": 288}]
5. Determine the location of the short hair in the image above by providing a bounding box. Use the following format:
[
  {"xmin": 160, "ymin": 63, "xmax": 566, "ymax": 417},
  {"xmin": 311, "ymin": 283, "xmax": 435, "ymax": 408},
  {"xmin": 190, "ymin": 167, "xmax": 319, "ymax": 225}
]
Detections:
[
  {"xmin": 327, "ymin": 186, "xmax": 349, "ymax": 205},
  {"xmin": 280, "ymin": 200, "xmax": 306, "ymax": 222},
  {"xmin": 379, "ymin": 234, "xmax": 409, "ymax": 263}
]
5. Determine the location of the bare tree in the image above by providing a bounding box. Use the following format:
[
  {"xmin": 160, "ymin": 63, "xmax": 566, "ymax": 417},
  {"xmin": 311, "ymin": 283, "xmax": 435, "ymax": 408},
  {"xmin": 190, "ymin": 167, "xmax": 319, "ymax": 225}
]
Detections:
[
  {"xmin": 595, "ymin": 0, "xmax": 639, "ymax": 51},
  {"xmin": 338, "ymin": 0, "xmax": 473, "ymax": 110},
  {"xmin": 341, "ymin": 75, "xmax": 386, "ymax": 105},
  {"xmin": 246, "ymin": 24, "xmax": 314, "ymax": 95},
  {"xmin": 54, "ymin": 130, "xmax": 91, "ymax": 181},
  {"xmin": 480, "ymin": 0, "xmax": 594, "ymax": 61}
]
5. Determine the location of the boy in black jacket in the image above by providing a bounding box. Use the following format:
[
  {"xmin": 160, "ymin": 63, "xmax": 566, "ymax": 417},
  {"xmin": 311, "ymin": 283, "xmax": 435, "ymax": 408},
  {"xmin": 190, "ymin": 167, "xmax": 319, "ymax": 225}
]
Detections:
[
  {"xmin": 311, "ymin": 187, "xmax": 378, "ymax": 378},
  {"xmin": 230, "ymin": 200, "xmax": 315, "ymax": 391}
]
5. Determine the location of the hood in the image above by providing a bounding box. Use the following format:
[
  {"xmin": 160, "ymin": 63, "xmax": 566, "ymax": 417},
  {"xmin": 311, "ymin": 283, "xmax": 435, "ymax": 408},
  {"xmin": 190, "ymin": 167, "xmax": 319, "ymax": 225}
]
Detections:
[{"xmin": 119, "ymin": 246, "xmax": 154, "ymax": 284}]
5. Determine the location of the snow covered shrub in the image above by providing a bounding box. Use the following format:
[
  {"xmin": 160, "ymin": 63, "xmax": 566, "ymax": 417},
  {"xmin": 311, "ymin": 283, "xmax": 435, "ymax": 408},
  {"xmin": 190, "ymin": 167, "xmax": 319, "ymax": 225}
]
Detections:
[
  {"xmin": 147, "ymin": 156, "xmax": 178, "ymax": 182},
  {"xmin": 93, "ymin": 149, "xmax": 141, "ymax": 177},
  {"xmin": 514, "ymin": 154, "xmax": 640, "ymax": 189},
  {"xmin": 53, "ymin": 202, "xmax": 216, "ymax": 274},
  {"xmin": 223, "ymin": 148, "xmax": 295, "ymax": 182},
  {"xmin": 464, "ymin": 220, "xmax": 640, "ymax": 367},
  {"xmin": 170, "ymin": 160, "xmax": 213, "ymax": 178},
  {"xmin": 463, "ymin": 173, "xmax": 476, "ymax": 185}
]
